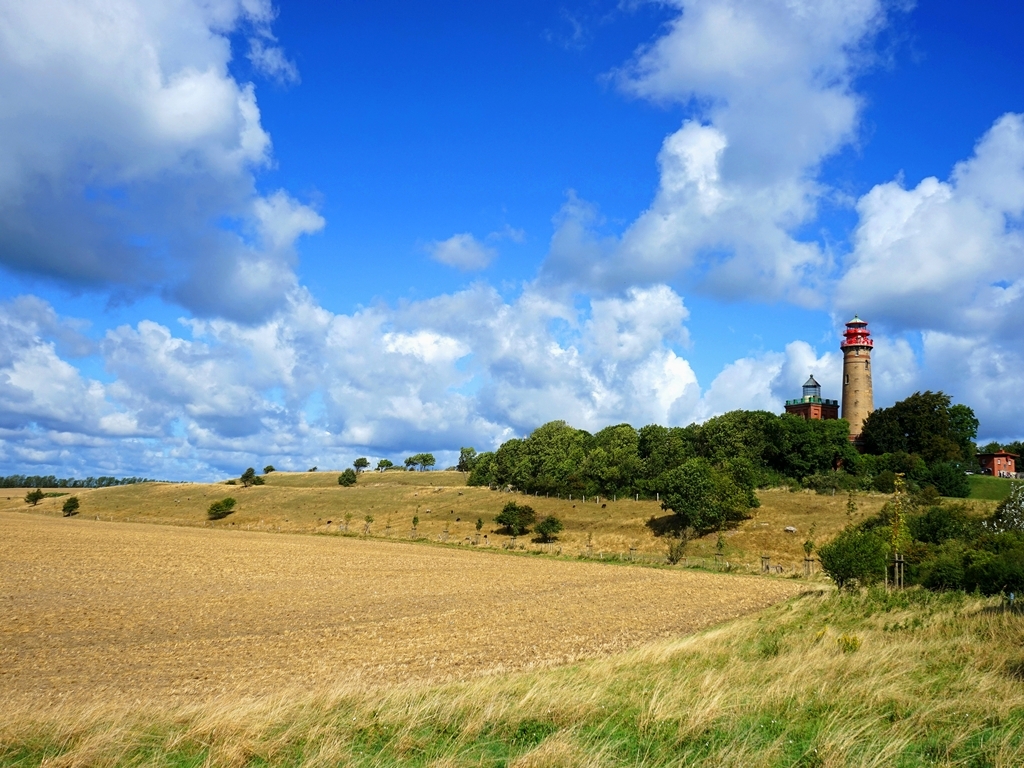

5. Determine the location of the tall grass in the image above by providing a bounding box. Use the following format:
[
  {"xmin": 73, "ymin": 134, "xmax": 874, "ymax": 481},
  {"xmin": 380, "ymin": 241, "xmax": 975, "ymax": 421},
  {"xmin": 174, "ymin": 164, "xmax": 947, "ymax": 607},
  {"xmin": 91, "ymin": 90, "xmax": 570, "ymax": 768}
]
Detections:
[{"xmin": 4, "ymin": 588, "xmax": 1022, "ymax": 767}]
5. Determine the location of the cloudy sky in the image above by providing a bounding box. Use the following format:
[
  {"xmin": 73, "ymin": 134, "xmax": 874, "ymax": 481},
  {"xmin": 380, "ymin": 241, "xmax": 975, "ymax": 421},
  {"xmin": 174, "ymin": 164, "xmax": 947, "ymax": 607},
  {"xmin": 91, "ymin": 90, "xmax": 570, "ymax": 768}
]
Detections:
[{"xmin": 1, "ymin": 0, "xmax": 1022, "ymax": 480}]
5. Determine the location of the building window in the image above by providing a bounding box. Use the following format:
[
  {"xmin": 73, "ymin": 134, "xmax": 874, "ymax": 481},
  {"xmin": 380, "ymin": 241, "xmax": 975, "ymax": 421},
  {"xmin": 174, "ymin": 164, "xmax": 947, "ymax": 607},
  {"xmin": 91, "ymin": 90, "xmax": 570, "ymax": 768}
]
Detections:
[{"xmin": 845, "ymin": 374, "xmax": 849, "ymax": 384}]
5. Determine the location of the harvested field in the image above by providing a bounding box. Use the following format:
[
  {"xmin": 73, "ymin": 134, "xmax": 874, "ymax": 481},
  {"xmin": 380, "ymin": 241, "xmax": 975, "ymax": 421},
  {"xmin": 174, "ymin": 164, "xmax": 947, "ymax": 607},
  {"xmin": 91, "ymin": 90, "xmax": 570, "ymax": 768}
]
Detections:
[{"xmin": 0, "ymin": 511, "xmax": 801, "ymax": 713}]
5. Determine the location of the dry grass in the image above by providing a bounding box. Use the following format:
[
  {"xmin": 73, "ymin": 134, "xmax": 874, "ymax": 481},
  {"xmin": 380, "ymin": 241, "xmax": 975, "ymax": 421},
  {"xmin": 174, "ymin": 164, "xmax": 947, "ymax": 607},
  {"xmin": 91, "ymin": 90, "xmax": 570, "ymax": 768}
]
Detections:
[
  {"xmin": 3, "ymin": 587, "xmax": 1021, "ymax": 767},
  {"xmin": 0, "ymin": 472, "xmax": 929, "ymax": 572}
]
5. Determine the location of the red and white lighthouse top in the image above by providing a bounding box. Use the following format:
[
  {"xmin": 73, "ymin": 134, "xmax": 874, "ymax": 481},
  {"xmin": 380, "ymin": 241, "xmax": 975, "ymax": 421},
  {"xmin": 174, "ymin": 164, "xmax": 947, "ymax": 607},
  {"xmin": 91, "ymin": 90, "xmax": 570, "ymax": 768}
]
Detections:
[{"xmin": 840, "ymin": 315, "xmax": 873, "ymax": 349}]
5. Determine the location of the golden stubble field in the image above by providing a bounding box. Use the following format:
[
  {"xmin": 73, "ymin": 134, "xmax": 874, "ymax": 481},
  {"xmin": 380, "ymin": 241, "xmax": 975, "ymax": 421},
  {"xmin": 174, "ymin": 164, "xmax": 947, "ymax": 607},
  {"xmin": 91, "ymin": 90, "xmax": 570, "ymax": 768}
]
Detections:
[
  {"xmin": 0, "ymin": 469, "xmax": 925, "ymax": 570},
  {"xmin": 0, "ymin": 511, "xmax": 803, "ymax": 713}
]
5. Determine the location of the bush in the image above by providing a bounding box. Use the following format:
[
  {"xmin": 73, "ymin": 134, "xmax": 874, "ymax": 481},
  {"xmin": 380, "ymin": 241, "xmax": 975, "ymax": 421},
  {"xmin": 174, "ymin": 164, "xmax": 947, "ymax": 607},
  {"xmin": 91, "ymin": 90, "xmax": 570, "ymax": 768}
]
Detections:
[
  {"xmin": 666, "ymin": 535, "xmax": 688, "ymax": 564},
  {"xmin": 872, "ymin": 470, "xmax": 896, "ymax": 494},
  {"xmin": 963, "ymin": 536, "xmax": 1024, "ymax": 595},
  {"xmin": 24, "ymin": 488, "xmax": 44, "ymax": 506},
  {"xmin": 988, "ymin": 482, "xmax": 1024, "ymax": 533},
  {"xmin": 61, "ymin": 496, "xmax": 80, "ymax": 517},
  {"xmin": 928, "ymin": 462, "xmax": 970, "ymax": 498},
  {"xmin": 534, "ymin": 515, "xmax": 564, "ymax": 542},
  {"xmin": 338, "ymin": 469, "xmax": 357, "ymax": 487},
  {"xmin": 263, "ymin": 465, "xmax": 275, "ymax": 474},
  {"xmin": 818, "ymin": 527, "xmax": 887, "ymax": 589},
  {"xmin": 495, "ymin": 501, "xmax": 536, "ymax": 536},
  {"xmin": 207, "ymin": 497, "xmax": 237, "ymax": 520}
]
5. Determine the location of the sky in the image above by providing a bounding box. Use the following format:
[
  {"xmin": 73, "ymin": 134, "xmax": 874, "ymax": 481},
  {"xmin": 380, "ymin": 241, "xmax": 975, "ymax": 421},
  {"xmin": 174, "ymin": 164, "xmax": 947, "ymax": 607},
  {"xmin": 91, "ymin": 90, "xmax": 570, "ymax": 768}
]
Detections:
[{"xmin": 1, "ymin": 0, "xmax": 1023, "ymax": 480}]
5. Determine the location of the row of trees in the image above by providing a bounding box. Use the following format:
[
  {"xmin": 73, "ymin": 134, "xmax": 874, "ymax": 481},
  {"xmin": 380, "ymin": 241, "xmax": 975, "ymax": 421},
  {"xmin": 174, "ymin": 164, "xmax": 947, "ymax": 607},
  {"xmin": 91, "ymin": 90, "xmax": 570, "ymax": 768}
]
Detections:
[
  {"xmin": 464, "ymin": 393, "xmax": 982, "ymax": 533},
  {"xmin": 1, "ymin": 475, "xmax": 155, "ymax": 488}
]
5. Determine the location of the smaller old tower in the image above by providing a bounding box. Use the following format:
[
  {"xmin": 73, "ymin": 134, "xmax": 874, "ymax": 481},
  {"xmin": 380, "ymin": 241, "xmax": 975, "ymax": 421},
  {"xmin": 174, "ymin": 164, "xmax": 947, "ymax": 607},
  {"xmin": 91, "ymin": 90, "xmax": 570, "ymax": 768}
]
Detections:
[
  {"xmin": 784, "ymin": 375, "xmax": 839, "ymax": 420},
  {"xmin": 841, "ymin": 316, "xmax": 874, "ymax": 442}
]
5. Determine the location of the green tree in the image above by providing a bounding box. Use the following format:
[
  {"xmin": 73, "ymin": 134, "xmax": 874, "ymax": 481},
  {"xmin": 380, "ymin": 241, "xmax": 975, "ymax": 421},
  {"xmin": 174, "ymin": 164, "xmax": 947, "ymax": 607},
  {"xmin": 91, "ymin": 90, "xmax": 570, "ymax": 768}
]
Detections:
[
  {"xmin": 583, "ymin": 424, "xmax": 641, "ymax": 497},
  {"xmin": 638, "ymin": 424, "xmax": 699, "ymax": 481},
  {"xmin": 419, "ymin": 453, "xmax": 436, "ymax": 471},
  {"xmin": 207, "ymin": 497, "xmax": 237, "ymax": 520},
  {"xmin": 534, "ymin": 515, "xmax": 564, "ymax": 542},
  {"xmin": 457, "ymin": 447, "xmax": 478, "ymax": 472},
  {"xmin": 377, "ymin": 459, "xmax": 394, "ymax": 471},
  {"xmin": 353, "ymin": 457, "xmax": 369, "ymax": 472},
  {"xmin": 338, "ymin": 469, "xmax": 357, "ymax": 487},
  {"xmin": 475, "ymin": 517, "xmax": 484, "ymax": 532},
  {"xmin": 263, "ymin": 465, "xmax": 276, "ymax": 474},
  {"xmin": 240, "ymin": 467, "xmax": 257, "ymax": 487},
  {"xmin": 656, "ymin": 458, "xmax": 752, "ymax": 534},
  {"xmin": 25, "ymin": 488, "xmax": 44, "ymax": 506},
  {"xmin": 467, "ymin": 451, "xmax": 495, "ymax": 486},
  {"xmin": 860, "ymin": 392, "xmax": 977, "ymax": 465},
  {"xmin": 817, "ymin": 527, "xmax": 887, "ymax": 589},
  {"xmin": 495, "ymin": 501, "xmax": 536, "ymax": 536},
  {"xmin": 62, "ymin": 496, "xmax": 80, "ymax": 516}
]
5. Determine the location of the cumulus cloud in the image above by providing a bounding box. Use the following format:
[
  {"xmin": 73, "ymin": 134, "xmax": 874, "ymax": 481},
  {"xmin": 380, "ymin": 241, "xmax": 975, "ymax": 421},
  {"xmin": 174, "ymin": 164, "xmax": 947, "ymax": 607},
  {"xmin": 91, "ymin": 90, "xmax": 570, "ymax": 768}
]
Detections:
[
  {"xmin": 542, "ymin": 0, "xmax": 896, "ymax": 303},
  {"xmin": 0, "ymin": 0, "xmax": 318, "ymax": 322},
  {"xmin": 427, "ymin": 233, "xmax": 498, "ymax": 271}
]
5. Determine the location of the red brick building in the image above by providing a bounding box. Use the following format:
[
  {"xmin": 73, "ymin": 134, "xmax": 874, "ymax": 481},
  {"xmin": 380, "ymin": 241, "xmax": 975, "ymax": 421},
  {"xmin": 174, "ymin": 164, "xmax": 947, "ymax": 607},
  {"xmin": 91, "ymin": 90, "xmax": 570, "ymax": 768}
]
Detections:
[
  {"xmin": 977, "ymin": 451, "xmax": 1018, "ymax": 477},
  {"xmin": 784, "ymin": 375, "xmax": 840, "ymax": 421}
]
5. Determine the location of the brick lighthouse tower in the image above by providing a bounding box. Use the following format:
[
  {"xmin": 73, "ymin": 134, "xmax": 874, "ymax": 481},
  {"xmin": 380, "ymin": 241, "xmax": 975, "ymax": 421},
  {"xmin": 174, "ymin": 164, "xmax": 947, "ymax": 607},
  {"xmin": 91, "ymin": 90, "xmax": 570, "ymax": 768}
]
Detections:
[{"xmin": 841, "ymin": 315, "xmax": 874, "ymax": 443}]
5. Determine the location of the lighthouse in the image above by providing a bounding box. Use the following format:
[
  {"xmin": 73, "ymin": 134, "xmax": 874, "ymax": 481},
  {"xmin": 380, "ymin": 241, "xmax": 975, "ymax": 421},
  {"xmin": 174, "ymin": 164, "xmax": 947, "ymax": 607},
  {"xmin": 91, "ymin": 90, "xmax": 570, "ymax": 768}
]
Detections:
[{"xmin": 840, "ymin": 316, "xmax": 874, "ymax": 442}]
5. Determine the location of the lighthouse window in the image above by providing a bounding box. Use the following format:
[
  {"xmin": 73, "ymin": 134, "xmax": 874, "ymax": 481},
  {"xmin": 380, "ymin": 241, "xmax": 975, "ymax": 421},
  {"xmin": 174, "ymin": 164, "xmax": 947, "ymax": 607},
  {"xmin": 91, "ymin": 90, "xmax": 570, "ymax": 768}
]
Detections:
[
  {"xmin": 845, "ymin": 374, "xmax": 849, "ymax": 384},
  {"xmin": 855, "ymin": 349, "xmax": 860, "ymax": 357}
]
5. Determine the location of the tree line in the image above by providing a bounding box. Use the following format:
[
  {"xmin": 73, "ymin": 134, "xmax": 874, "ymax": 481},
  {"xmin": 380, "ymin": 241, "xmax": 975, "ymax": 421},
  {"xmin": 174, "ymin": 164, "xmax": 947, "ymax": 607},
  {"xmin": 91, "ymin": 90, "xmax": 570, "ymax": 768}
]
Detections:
[
  {"xmin": 1, "ymin": 475, "xmax": 156, "ymax": 489},
  {"xmin": 463, "ymin": 392, "xmax": 984, "ymax": 533}
]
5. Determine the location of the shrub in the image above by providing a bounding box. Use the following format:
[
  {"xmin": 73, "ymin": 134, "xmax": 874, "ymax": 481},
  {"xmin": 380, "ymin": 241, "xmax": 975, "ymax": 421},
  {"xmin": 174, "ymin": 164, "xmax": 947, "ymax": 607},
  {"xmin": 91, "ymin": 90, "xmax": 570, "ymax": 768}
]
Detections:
[
  {"xmin": 928, "ymin": 462, "xmax": 970, "ymax": 498},
  {"xmin": 872, "ymin": 470, "xmax": 897, "ymax": 494},
  {"xmin": 837, "ymin": 634, "xmax": 861, "ymax": 654},
  {"xmin": 338, "ymin": 469, "xmax": 357, "ymax": 487},
  {"xmin": 963, "ymin": 536, "xmax": 1024, "ymax": 595},
  {"xmin": 818, "ymin": 527, "xmax": 887, "ymax": 589},
  {"xmin": 534, "ymin": 515, "xmax": 564, "ymax": 542},
  {"xmin": 207, "ymin": 497, "xmax": 236, "ymax": 520},
  {"xmin": 61, "ymin": 496, "xmax": 80, "ymax": 517},
  {"xmin": 263, "ymin": 465, "xmax": 275, "ymax": 474},
  {"xmin": 988, "ymin": 482, "xmax": 1024, "ymax": 533},
  {"xmin": 24, "ymin": 488, "xmax": 44, "ymax": 506},
  {"xmin": 495, "ymin": 501, "xmax": 536, "ymax": 536},
  {"xmin": 666, "ymin": 535, "xmax": 688, "ymax": 565}
]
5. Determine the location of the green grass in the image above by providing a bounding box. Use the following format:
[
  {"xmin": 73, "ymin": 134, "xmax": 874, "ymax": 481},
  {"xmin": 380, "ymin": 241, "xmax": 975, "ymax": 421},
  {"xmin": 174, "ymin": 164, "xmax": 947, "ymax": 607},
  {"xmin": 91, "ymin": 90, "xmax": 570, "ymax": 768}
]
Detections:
[
  {"xmin": 968, "ymin": 474, "xmax": 1015, "ymax": 501},
  {"xmin": 4, "ymin": 588, "xmax": 1023, "ymax": 767}
]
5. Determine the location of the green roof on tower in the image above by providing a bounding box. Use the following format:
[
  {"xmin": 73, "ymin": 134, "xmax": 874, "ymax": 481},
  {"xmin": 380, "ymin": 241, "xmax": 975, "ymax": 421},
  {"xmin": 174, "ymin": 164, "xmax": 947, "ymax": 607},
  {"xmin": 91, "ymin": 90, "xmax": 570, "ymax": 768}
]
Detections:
[{"xmin": 847, "ymin": 315, "xmax": 867, "ymax": 326}]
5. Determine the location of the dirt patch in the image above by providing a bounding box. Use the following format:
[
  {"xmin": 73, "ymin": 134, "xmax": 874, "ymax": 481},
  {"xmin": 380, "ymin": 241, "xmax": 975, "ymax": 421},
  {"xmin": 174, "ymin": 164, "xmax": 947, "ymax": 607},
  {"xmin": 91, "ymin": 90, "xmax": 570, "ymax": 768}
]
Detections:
[{"xmin": 0, "ymin": 511, "xmax": 801, "ymax": 711}]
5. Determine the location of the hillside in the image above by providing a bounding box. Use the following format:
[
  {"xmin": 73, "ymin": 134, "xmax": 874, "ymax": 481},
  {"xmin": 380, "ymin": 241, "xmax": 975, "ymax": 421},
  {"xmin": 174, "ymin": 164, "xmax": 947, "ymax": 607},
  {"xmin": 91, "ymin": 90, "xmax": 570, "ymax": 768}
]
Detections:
[{"xmin": 2, "ymin": 470, "xmax": 1000, "ymax": 572}]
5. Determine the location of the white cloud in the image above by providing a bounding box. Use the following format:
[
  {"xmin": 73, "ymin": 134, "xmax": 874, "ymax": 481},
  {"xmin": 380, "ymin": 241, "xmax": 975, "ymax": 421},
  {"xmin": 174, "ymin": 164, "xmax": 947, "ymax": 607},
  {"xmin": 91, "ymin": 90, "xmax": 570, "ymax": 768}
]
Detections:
[
  {"xmin": 427, "ymin": 233, "xmax": 498, "ymax": 271},
  {"xmin": 542, "ymin": 0, "xmax": 896, "ymax": 304},
  {"xmin": 0, "ymin": 0, "xmax": 316, "ymax": 322},
  {"xmin": 837, "ymin": 113, "xmax": 1024, "ymax": 335}
]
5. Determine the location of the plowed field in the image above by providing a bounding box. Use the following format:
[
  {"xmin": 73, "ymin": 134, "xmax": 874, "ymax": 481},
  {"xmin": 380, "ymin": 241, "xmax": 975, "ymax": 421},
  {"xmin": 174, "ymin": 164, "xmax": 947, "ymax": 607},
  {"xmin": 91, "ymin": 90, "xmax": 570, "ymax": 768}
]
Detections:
[{"xmin": 1, "ymin": 511, "xmax": 802, "ymax": 711}]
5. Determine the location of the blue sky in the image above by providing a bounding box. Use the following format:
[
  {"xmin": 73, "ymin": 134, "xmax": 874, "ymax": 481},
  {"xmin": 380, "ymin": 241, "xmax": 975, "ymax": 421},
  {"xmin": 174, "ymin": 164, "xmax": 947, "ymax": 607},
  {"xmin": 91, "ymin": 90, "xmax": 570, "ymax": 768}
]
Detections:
[{"xmin": 1, "ymin": 0, "xmax": 1022, "ymax": 479}]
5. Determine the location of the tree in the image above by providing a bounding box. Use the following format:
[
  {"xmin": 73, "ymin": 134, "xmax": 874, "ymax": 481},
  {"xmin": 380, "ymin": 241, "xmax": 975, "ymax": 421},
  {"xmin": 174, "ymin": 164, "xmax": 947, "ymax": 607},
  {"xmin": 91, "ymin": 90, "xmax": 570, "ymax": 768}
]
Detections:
[
  {"xmin": 353, "ymin": 457, "xmax": 369, "ymax": 472},
  {"xmin": 860, "ymin": 392, "xmax": 978, "ymax": 465},
  {"xmin": 338, "ymin": 469, "xmax": 357, "ymax": 487},
  {"xmin": 457, "ymin": 447, "xmax": 478, "ymax": 472},
  {"xmin": 534, "ymin": 515, "xmax": 564, "ymax": 542},
  {"xmin": 308, "ymin": 466, "xmax": 318, "ymax": 472},
  {"xmin": 240, "ymin": 467, "xmax": 257, "ymax": 487},
  {"xmin": 377, "ymin": 459, "xmax": 394, "ymax": 472},
  {"xmin": 62, "ymin": 496, "xmax": 80, "ymax": 517},
  {"xmin": 475, "ymin": 517, "xmax": 484, "ymax": 532},
  {"xmin": 207, "ymin": 497, "xmax": 237, "ymax": 520},
  {"xmin": 25, "ymin": 488, "xmax": 44, "ymax": 505},
  {"xmin": 656, "ymin": 458, "xmax": 752, "ymax": 534},
  {"xmin": 263, "ymin": 465, "xmax": 276, "ymax": 474},
  {"xmin": 495, "ymin": 501, "xmax": 536, "ymax": 536},
  {"xmin": 817, "ymin": 527, "xmax": 887, "ymax": 589}
]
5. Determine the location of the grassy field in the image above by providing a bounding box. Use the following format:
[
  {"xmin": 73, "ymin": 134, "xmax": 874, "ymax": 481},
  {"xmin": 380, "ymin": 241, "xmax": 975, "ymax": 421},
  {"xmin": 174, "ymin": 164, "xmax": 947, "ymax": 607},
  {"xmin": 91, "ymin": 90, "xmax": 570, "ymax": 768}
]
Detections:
[
  {"xmin": 0, "ymin": 470, "xmax": 937, "ymax": 572},
  {"xmin": 3, "ymin": 586, "xmax": 1021, "ymax": 767},
  {"xmin": 968, "ymin": 474, "xmax": 1015, "ymax": 501},
  {"xmin": 2, "ymin": 472, "xmax": 1021, "ymax": 766}
]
